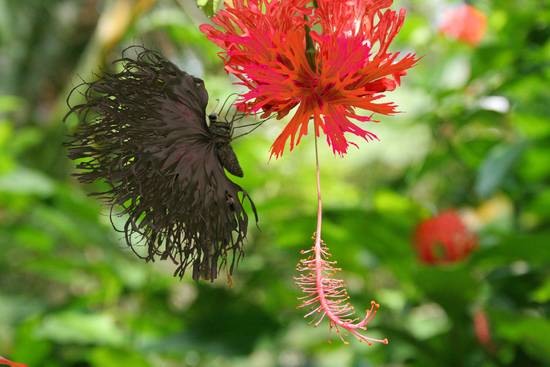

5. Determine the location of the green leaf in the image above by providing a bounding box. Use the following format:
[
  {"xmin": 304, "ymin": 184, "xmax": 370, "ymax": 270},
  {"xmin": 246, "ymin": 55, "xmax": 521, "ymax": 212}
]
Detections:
[
  {"xmin": 475, "ymin": 142, "xmax": 526, "ymax": 198},
  {"xmin": 519, "ymin": 143, "xmax": 550, "ymax": 181},
  {"xmin": 414, "ymin": 266, "xmax": 478, "ymax": 314},
  {"xmin": 496, "ymin": 313, "xmax": 550, "ymax": 363},
  {"xmin": 13, "ymin": 225, "xmax": 55, "ymax": 252},
  {"xmin": 471, "ymin": 233, "xmax": 550, "ymax": 267},
  {"xmin": 531, "ymin": 278, "xmax": 550, "ymax": 303},
  {"xmin": 89, "ymin": 347, "xmax": 151, "ymax": 367},
  {"xmin": 0, "ymin": 95, "xmax": 22, "ymax": 112},
  {"xmin": 196, "ymin": 0, "xmax": 223, "ymax": 17},
  {"xmin": 0, "ymin": 167, "xmax": 55, "ymax": 196}
]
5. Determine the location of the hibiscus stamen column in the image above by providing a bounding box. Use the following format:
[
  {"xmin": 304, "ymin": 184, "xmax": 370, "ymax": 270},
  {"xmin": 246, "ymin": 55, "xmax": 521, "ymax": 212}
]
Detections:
[{"xmin": 295, "ymin": 133, "xmax": 389, "ymax": 345}]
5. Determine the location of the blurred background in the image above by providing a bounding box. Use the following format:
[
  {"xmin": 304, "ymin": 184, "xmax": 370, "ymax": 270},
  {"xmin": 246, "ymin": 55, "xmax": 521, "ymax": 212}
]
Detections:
[{"xmin": 0, "ymin": 0, "xmax": 549, "ymax": 366}]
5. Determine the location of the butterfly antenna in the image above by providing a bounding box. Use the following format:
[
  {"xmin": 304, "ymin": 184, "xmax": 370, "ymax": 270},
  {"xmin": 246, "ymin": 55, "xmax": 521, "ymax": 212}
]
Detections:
[
  {"xmin": 233, "ymin": 109, "xmax": 272, "ymax": 129},
  {"xmin": 218, "ymin": 92, "xmax": 240, "ymax": 118},
  {"xmin": 210, "ymin": 98, "xmax": 221, "ymax": 120},
  {"xmin": 228, "ymin": 107, "xmax": 248, "ymax": 135},
  {"xmin": 231, "ymin": 113, "xmax": 248, "ymax": 130},
  {"xmin": 222, "ymin": 94, "xmax": 242, "ymax": 123}
]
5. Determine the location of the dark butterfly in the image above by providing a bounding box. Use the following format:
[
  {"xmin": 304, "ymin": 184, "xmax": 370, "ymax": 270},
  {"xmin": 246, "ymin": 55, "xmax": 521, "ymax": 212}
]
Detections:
[{"xmin": 65, "ymin": 47, "xmax": 258, "ymax": 281}]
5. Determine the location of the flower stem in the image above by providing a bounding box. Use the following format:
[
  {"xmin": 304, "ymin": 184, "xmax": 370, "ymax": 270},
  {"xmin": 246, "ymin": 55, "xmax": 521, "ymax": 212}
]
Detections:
[
  {"xmin": 304, "ymin": 21, "xmax": 316, "ymax": 72},
  {"xmin": 314, "ymin": 132, "xmax": 323, "ymax": 244}
]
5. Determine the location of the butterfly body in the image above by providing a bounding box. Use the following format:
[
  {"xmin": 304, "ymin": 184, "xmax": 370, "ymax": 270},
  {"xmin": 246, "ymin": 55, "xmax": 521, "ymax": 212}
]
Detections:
[
  {"xmin": 216, "ymin": 143, "xmax": 244, "ymax": 178},
  {"xmin": 207, "ymin": 113, "xmax": 244, "ymax": 178}
]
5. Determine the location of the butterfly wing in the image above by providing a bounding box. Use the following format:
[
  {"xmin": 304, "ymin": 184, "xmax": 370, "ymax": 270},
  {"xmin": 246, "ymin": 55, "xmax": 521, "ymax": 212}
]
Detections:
[{"xmin": 66, "ymin": 47, "xmax": 256, "ymax": 281}]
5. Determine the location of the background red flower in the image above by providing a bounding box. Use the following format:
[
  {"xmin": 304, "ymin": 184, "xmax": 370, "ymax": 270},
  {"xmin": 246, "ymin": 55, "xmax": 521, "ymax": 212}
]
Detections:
[
  {"xmin": 473, "ymin": 309, "xmax": 495, "ymax": 351},
  {"xmin": 413, "ymin": 210, "xmax": 478, "ymax": 264},
  {"xmin": 440, "ymin": 4, "xmax": 488, "ymax": 46}
]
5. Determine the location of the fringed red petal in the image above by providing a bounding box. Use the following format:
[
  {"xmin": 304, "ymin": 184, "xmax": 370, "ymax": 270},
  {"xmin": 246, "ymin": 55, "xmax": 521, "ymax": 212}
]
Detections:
[{"xmin": 201, "ymin": 0, "xmax": 418, "ymax": 157}]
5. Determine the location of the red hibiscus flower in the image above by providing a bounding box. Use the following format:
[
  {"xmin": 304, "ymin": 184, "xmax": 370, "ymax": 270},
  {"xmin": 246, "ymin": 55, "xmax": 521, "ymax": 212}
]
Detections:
[
  {"xmin": 440, "ymin": 3, "xmax": 487, "ymax": 46},
  {"xmin": 201, "ymin": 0, "xmax": 418, "ymax": 158},
  {"xmin": 413, "ymin": 210, "xmax": 478, "ymax": 264}
]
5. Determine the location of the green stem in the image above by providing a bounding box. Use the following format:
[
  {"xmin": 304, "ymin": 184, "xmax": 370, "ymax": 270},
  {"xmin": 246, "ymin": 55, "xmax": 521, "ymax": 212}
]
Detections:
[
  {"xmin": 305, "ymin": 22, "xmax": 316, "ymax": 72},
  {"xmin": 304, "ymin": 1, "xmax": 318, "ymax": 72}
]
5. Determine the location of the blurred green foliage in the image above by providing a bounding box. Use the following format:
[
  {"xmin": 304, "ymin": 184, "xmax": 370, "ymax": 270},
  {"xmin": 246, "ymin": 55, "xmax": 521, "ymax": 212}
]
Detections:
[{"xmin": 1, "ymin": 0, "xmax": 549, "ymax": 366}]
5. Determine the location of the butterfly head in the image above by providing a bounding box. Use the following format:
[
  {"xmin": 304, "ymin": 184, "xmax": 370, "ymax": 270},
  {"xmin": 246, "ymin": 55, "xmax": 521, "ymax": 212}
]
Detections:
[
  {"xmin": 208, "ymin": 113, "xmax": 232, "ymax": 140},
  {"xmin": 208, "ymin": 112, "xmax": 218, "ymax": 123}
]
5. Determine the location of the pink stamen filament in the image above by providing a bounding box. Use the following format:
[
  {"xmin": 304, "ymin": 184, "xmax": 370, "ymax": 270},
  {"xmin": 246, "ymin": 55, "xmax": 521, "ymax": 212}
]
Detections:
[{"xmin": 295, "ymin": 133, "xmax": 388, "ymax": 346}]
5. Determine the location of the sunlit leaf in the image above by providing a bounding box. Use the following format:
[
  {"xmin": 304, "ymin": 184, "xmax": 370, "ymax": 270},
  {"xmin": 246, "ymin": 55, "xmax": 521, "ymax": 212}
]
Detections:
[
  {"xmin": 36, "ymin": 312, "xmax": 125, "ymax": 346},
  {"xmin": 0, "ymin": 167, "xmax": 55, "ymax": 196}
]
